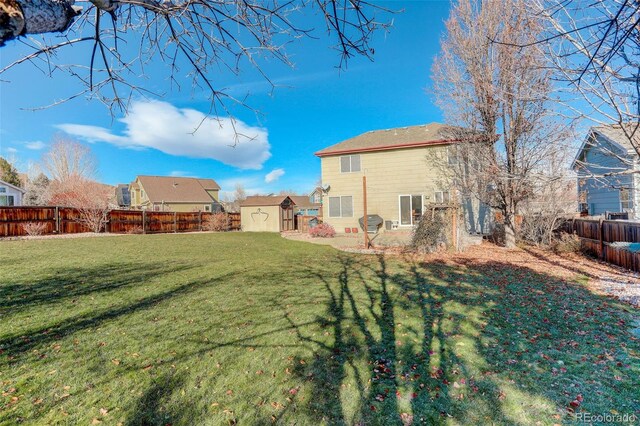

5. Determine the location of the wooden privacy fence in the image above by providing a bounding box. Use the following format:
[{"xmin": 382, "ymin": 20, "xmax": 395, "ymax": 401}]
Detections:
[
  {"xmin": 0, "ymin": 207, "xmax": 240, "ymax": 237},
  {"xmin": 568, "ymin": 218, "xmax": 640, "ymax": 272}
]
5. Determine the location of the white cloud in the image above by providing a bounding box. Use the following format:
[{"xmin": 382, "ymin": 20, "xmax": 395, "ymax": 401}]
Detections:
[
  {"xmin": 169, "ymin": 170, "xmax": 194, "ymax": 177},
  {"xmin": 264, "ymin": 168, "xmax": 285, "ymax": 183},
  {"xmin": 24, "ymin": 141, "xmax": 46, "ymax": 150},
  {"xmin": 57, "ymin": 100, "xmax": 271, "ymax": 169},
  {"xmin": 5, "ymin": 147, "xmax": 18, "ymax": 154}
]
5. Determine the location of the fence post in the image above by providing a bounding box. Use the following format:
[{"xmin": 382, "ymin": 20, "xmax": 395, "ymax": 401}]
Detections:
[
  {"xmin": 599, "ymin": 217, "xmax": 605, "ymax": 260},
  {"xmin": 199, "ymin": 211, "xmax": 202, "ymax": 231},
  {"xmin": 142, "ymin": 210, "xmax": 147, "ymax": 234},
  {"xmin": 174, "ymin": 211, "xmax": 178, "ymax": 233},
  {"xmin": 54, "ymin": 206, "xmax": 60, "ymax": 234}
]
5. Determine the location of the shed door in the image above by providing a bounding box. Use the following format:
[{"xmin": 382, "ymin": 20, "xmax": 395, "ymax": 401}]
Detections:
[{"xmin": 281, "ymin": 206, "xmax": 294, "ymax": 231}]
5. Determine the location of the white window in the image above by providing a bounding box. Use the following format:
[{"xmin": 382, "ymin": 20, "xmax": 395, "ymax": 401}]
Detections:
[
  {"xmin": 328, "ymin": 196, "xmax": 353, "ymax": 218},
  {"xmin": 141, "ymin": 190, "xmax": 145, "ymax": 199},
  {"xmin": 0, "ymin": 187, "xmax": 6, "ymax": 193},
  {"xmin": 399, "ymin": 195, "xmax": 423, "ymax": 226},
  {"xmin": 0, "ymin": 195, "xmax": 15, "ymax": 206},
  {"xmin": 205, "ymin": 205, "xmax": 211, "ymax": 212},
  {"xmin": 434, "ymin": 191, "xmax": 450, "ymax": 204},
  {"xmin": 340, "ymin": 155, "xmax": 361, "ymax": 173},
  {"xmin": 620, "ymin": 188, "xmax": 632, "ymax": 211}
]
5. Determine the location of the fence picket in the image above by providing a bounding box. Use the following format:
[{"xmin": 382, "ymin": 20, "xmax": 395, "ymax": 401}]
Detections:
[{"xmin": 0, "ymin": 207, "xmax": 241, "ymax": 237}]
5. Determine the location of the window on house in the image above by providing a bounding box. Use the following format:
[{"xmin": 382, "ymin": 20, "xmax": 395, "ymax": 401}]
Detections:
[
  {"xmin": 434, "ymin": 191, "xmax": 450, "ymax": 204},
  {"xmin": 0, "ymin": 187, "xmax": 6, "ymax": 193},
  {"xmin": 340, "ymin": 155, "xmax": 361, "ymax": 173},
  {"xmin": 0, "ymin": 195, "xmax": 15, "ymax": 206},
  {"xmin": 141, "ymin": 190, "xmax": 145, "ymax": 199},
  {"xmin": 399, "ymin": 195, "xmax": 423, "ymax": 226},
  {"xmin": 328, "ymin": 196, "xmax": 353, "ymax": 217},
  {"xmin": 620, "ymin": 188, "xmax": 632, "ymax": 211},
  {"xmin": 205, "ymin": 205, "xmax": 211, "ymax": 212}
]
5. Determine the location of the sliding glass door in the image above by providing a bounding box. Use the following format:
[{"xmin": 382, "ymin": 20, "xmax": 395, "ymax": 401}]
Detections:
[{"xmin": 399, "ymin": 195, "xmax": 423, "ymax": 226}]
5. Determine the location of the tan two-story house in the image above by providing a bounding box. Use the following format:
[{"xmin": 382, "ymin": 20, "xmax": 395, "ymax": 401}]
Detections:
[
  {"xmin": 315, "ymin": 123, "xmax": 459, "ymax": 234},
  {"xmin": 129, "ymin": 175, "xmax": 222, "ymax": 212}
]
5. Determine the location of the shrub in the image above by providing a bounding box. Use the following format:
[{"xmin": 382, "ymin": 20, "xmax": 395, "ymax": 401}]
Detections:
[
  {"xmin": 411, "ymin": 211, "xmax": 449, "ymax": 253},
  {"xmin": 309, "ymin": 223, "xmax": 336, "ymax": 238},
  {"xmin": 22, "ymin": 222, "xmax": 48, "ymax": 236},
  {"xmin": 203, "ymin": 213, "xmax": 230, "ymax": 232},
  {"xmin": 126, "ymin": 226, "xmax": 144, "ymax": 235},
  {"xmin": 550, "ymin": 232, "xmax": 581, "ymax": 254}
]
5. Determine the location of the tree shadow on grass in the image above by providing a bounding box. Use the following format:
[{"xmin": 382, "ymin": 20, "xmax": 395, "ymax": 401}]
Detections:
[
  {"xmin": 0, "ymin": 269, "xmax": 235, "ymax": 358},
  {"xmin": 0, "ymin": 262, "xmax": 196, "ymax": 313},
  {"xmin": 283, "ymin": 252, "xmax": 639, "ymax": 424},
  {"xmin": 125, "ymin": 372, "xmax": 189, "ymax": 426}
]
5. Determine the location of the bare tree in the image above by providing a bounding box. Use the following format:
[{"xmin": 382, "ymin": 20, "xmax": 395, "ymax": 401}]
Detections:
[
  {"xmin": 1, "ymin": 1, "xmax": 393, "ymax": 113},
  {"xmin": 222, "ymin": 183, "xmax": 246, "ymax": 212},
  {"xmin": 48, "ymin": 175, "xmax": 113, "ymax": 232},
  {"xmin": 23, "ymin": 172, "xmax": 51, "ymax": 205},
  {"xmin": 41, "ymin": 135, "xmax": 97, "ymax": 182},
  {"xmin": 431, "ymin": 0, "xmax": 567, "ymax": 248}
]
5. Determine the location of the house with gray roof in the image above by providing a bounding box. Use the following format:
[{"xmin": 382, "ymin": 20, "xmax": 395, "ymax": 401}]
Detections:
[
  {"xmin": 315, "ymin": 123, "xmax": 491, "ymax": 234},
  {"xmin": 572, "ymin": 124, "xmax": 640, "ymax": 218}
]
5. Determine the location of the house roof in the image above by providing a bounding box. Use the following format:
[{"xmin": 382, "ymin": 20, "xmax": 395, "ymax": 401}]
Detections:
[
  {"xmin": 592, "ymin": 124, "xmax": 640, "ymax": 151},
  {"xmin": 288, "ymin": 195, "xmax": 321, "ymax": 209},
  {"xmin": 315, "ymin": 123, "xmax": 460, "ymax": 157},
  {"xmin": 240, "ymin": 195, "xmax": 296, "ymax": 207},
  {"xmin": 0, "ymin": 179, "xmax": 26, "ymax": 193},
  {"xmin": 571, "ymin": 124, "xmax": 640, "ymax": 169},
  {"xmin": 135, "ymin": 175, "xmax": 220, "ymax": 204}
]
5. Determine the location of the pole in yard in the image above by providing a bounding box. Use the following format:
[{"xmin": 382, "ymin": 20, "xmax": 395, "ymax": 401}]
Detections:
[
  {"xmin": 598, "ymin": 217, "xmax": 605, "ymax": 260},
  {"xmin": 451, "ymin": 207, "xmax": 457, "ymax": 252},
  {"xmin": 174, "ymin": 211, "xmax": 178, "ymax": 233},
  {"xmin": 362, "ymin": 175, "xmax": 369, "ymax": 249}
]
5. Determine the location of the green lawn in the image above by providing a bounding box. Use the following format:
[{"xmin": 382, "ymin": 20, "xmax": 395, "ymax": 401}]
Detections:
[{"xmin": 0, "ymin": 233, "xmax": 638, "ymax": 425}]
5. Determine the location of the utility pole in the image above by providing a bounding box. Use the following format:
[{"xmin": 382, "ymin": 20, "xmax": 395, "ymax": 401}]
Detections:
[{"xmin": 362, "ymin": 175, "xmax": 369, "ymax": 249}]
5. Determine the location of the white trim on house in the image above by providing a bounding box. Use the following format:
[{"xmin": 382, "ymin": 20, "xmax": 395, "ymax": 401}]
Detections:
[
  {"xmin": 397, "ymin": 194, "xmax": 424, "ymax": 227},
  {"xmin": 0, "ymin": 179, "xmax": 25, "ymax": 194},
  {"xmin": 571, "ymin": 129, "xmax": 634, "ymax": 171}
]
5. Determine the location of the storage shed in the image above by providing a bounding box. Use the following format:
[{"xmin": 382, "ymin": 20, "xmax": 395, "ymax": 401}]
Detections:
[{"xmin": 240, "ymin": 196, "xmax": 296, "ymax": 232}]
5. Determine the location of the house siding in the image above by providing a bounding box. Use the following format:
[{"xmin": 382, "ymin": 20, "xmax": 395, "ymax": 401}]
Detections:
[
  {"xmin": 0, "ymin": 182, "xmax": 23, "ymax": 206},
  {"xmin": 577, "ymin": 133, "xmax": 636, "ymax": 218},
  {"xmin": 320, "ymin": 146, "xmax": 450, "ymax": 233}
]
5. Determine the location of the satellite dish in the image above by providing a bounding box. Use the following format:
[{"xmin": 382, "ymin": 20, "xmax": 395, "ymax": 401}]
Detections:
[{"xmin": 322, "ymin": 184, "xmax": 330, "ymax": 192}]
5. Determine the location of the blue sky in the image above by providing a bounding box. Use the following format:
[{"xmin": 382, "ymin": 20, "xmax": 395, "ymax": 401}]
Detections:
[{"xmin": 0, "ymin": 1, "xmax": 450, "ymax": 198}]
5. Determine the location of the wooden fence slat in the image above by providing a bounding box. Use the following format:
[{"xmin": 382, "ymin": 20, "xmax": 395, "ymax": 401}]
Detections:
[
  {"xmin": 0, "ymin": 207, "xmax": 243, "ymax": 237},
  {"xmin": 572, "ymin": 218, "xmax": 640, "ymax": 272}
]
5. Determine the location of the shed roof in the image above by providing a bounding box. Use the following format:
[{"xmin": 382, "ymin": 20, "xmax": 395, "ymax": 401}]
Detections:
[
  {"xmin": 315, "ymin": 123, "xmax": 460, "ymax": 157},
  {"xmin": 240, "ymin": 195, "xmax": 296, "ymax": 207},
  {"xmin": 135, "ymin": 175, "xmax": 220, "ymax": 203}
]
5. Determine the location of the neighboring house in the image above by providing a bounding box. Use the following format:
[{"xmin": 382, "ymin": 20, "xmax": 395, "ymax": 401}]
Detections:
[
  {"xmin": 0, "ymin": 179, "xmax": 25, "ymax": 206},
  {"xmin": 572, "ymin": 124, "xmax": 640, "ymax": 218},
  {"xmin": 129, "ymin": 175, "xmax": 222, "ymax": 212},
  {"xmin": 309, "ymin": 187, "xmax": 324, "ymax": 205},
  {"xmin": 240, "ymin": 196, "xmax": 296, "ymax": 232},
  {"xmin": 289, "ymin": 195, "xmax": 322, "ymax": 216},
  {"xmin": 315, "ymin": 123, "xmax": 485, "ymax": 234},
  {"xmin": 115, "ymin": 184, "xmax": 131, "ymax": 208}
]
